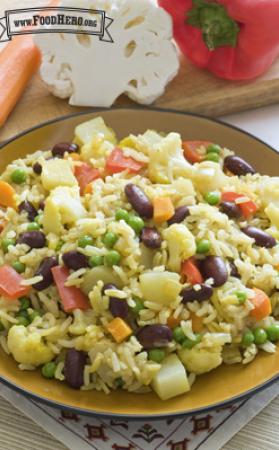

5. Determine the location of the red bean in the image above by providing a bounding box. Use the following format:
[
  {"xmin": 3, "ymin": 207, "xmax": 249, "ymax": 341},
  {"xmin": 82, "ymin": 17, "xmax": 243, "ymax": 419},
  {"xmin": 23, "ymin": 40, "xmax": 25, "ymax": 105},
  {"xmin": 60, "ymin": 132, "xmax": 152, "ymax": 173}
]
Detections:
[
  {"xmin": 64, "ymin": 349, "xmax": 87, "ymax": 389},
  {"xmin": 102, "ymin": 283, "xmax": 129, "ymax": 319},
  {"xmin": 181, "ymin": 284, "xmax": 213, "ymax": 304},
  {"xmin": 224, "ymin": 156, "xmax": 256, "ymax": 176},
  {"xmin": 200, "ymin": 256, "xmax": 228, "ymax": 287},
  {"xmin": 136, "ymin": 325, "xmax": 172, "ymax": 349},
  {"xmin": 52, "ymin": 142, "xmax": 79, "ymax": 158},
  {"xmin": 33, "ymin": 162, "xmax": 42, "ymax": 175},
  {"xmin": 18, "ymin": 201, "xmax": 37, "ymax": 222},
  {"xmin": 220, "ymin": 201, "xmax": 242, "ymax": 219},
  {"xmin": 17, "ymin": 231, "xmax": 46, "ymax": 248},
  {"xmin": 124, "ymin": 184, "xmax": 153, "ymax": 219},
  {"xmin": 33, "ymin": 257, "xmax": 58, "ymax": 291},
  {"xmin": 242, "ymin": 226, "xmax": 276, "ymax": 248},
  {"xmin": 229, "ymin": 261, "xmax": 240, "ymax": 278},
  {"xmin": 140, "ymin": 227, "xmax": 162, "ymax": 249},
  {"xmin": 62, "ymin": 251, "xmax": 89, "ymax": 270},
  {"xmin": 167, "ymin": 205, "xmax": 190, "ymax": 225}
]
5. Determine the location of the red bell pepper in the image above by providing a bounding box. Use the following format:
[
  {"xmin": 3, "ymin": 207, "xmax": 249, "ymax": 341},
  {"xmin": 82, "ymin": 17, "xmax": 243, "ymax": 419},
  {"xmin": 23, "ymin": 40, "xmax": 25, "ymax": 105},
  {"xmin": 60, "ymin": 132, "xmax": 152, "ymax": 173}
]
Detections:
[
  {"xmin": 51, "ymin": 266, "xmax": 90, "ymax": 313},
  {"xmin": 159, "ymin": 0, "xmax": 279, "ymax": 80},
  {"xmin": 74, "ymin": 163, "xmax": 101, "ymax": 195},
  {"xmin": 181, "ymin": 258, "xmax": 204, "ymax": 284},
  {"xmin": 182, "ymin": 141, "xmax": 210, "ymax": 164},
  {"xmin": 0, "ymin": 265, "xmax": 31, "ymax": 300},
  {"xmin": 221, "ymin": 192, "xmax": 258, "ymax": 218},
  {"xmin": 105, "ymin": 148, "xmax": 145, "ymax": 174}
]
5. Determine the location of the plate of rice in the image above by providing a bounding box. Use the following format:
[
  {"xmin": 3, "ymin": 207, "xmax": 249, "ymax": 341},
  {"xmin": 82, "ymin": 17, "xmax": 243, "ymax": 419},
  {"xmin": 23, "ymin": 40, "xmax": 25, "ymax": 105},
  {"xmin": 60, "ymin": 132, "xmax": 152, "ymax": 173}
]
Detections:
[{"xmin": 0, "ymin": 107, "xmax": 279, "ymax": 418}]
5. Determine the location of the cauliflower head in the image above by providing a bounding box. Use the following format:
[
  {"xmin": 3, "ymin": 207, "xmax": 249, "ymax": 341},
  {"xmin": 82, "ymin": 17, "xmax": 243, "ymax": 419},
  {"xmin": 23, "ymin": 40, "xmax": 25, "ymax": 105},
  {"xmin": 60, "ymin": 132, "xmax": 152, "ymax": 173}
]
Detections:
[
  {"xmin": 7, "ymin": 326, "xmax": 54, "ymax": 366},
  {"xmin": 194, "ymin": 161, "xmax": 229, "ymax": 195},
  {"xmin": 34, "ymin": 0, "xmax": 179, "ymax": 107},
  {"xmin": 163, "ymin": 224, "xmax": 196, "ymax": 272}
]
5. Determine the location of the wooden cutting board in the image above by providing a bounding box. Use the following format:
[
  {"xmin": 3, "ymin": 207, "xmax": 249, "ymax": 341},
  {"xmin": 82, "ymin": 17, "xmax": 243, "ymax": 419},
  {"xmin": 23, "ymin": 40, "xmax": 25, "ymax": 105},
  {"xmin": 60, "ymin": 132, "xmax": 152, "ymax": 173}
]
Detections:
[{"xmin": 1, "ymin": 0, "xmax": 279, "ymax": 141}]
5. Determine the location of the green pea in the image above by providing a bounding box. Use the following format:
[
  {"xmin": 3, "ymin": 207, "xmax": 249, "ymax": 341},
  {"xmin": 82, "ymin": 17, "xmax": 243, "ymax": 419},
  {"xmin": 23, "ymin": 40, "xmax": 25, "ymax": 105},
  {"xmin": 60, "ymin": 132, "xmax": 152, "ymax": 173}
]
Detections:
[
  {"xmin": 34, "ymin": 215, "xmax": 42, "ymax": 224},
  {"xmin": 1, "ymin": 238, "xmax": 16, "ymax": 253},
  {"xmin": 0, "ymin": 322, "xmax": 5, "ymax": 332},
  {"xmin": 206, "ymin": 144, "xmax": 221, "ymax": 155},
  {"xmin": 235, "ymin": 291, "xmax": 247, "ymax": 304},
  {"xmin": 16, "ymin": 312, "xmax": 30, "ymax": 327},
  {"xmin": 102, "ymin": 232, "xmax": 119, "ymax": 248},
  {"xmin": 204, "ymin": 191, "xmax": 221, "ymax": 206},
  {"xmin": 104, "ymin": 250, "xmax": 121, "ymax": 267},
  {"xmin": 182, "ymin": 333, "xmax": 202, "ymax": 349},
  {"xmin": 29, "ymin": 310, "xmax": 41, "ymax": 322},
  {"xmin": 19, "ymin": 297, "xmax": 31, "ymax": 310},
  {"xmin": 148, "ymin": 348, "xmax": 166, "ymax": 363},
  {"xmin": 78, "ymin": 235, "xmax": 94, "ymax": 248},
  {"xmin": 115, "ymin": 377, "xmax": 124, "ymax": 388},
  {"xmin": 130, "ymin": 297, "xmax": 145, "ymax": 314},
  {"xmin": 55, "ymin": 239, "xmax": 64, "ymax": 252},
  {"xmin": 173, "ymin": 326, "xmax": 185, "ymax": 344},
  {"xmin": 12, "ymin": 261, "xmax": 26, "ymax": 274},
  {"xmin": 89, "ymin": 255, "xmax": 104, "ymax": 267},
  {"xmin": 27, "ymin": 222, "xmax": 40, "ymax": 231},
  {"xmin": 196, "ymin": 239, "xmax": 211, "ymax": 254},
  {"xmin": 115, "ymin": 209, "xmax": 129, "ymax": 222},
  {"xmin": 265, "ymin": 324, "xmax": 279, "ymax": 342},
  {"xmin": 241, "ymin": 330, "xmax": 254, "ymax": 347},
  {"xmin": 205, "ymin": 153, "xmax": 220, "ymax": 163},
  {"xmin": 127, "ymin": 215, "xmax": 145, "ymax": 234},
  {"xmin": 41, "ymin": 361, "xmax": 57, "ymax": 379},
  {"xmin": 253, "ymin": 327, "xmax": 267, "ymax": 345},
  {"xmin": 10, "ymin": 168, "xmax": 26, "ymax": 184}
]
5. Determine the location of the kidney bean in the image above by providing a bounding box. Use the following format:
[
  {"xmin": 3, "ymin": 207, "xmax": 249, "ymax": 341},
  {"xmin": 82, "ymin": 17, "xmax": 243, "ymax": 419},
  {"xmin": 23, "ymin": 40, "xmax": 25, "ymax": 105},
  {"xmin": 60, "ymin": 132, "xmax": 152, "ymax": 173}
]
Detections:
[
  {"xmin": 140, "ymin": 227, "xmax": 162, "ymax": 249},
  {"xmin": 219, "ymin": 201, "xmax": 242, "ymax": 219},
  {"xmin": 33, "ymin": 162, "xmax": 42, "ymax": 175},
  {"xmin": 17, "ymin": 231, "xmax": 46, "ymax": 248},
  {"xmin": 224, "ymin": 156, "xmax": 256, "ymax": 176},
  {"xmin": 52, "ymin": 142, "xmax": 79, "ymax": 158},
  {"xmin": 102, "ymin": 283, "xmax": 128, "ymax": 319},
  {"xmin": 18, "ymin": 201, "xmax": 37, "ymax": 222},
  {"xmin": 229, "ymin": 261, "xmax": 240, "ymax": 278},
  {"xmin": 33, "ymin": 256, "xmax": 58, "ymax": 291},
  {"xmin": 136, "ymin": 325, "xmax": 172, "ymax": 349},
  {"xmin": 167, "ymin": 205, "xmax": 190, "ymax": 225},
  {"xmin": 181, "ymin": 284, "xmax": 213, "ymax": 304},
  {"xmin": 242, "ymin": 226, "xmax": 276, "ymax": 248},
  {"xmin": 62, "ymin": 251, "xmax": 89, "ymax": 270},
  {"xmin": 102, "ymin": 283, "xmax": 118, "ymax": 295},
  {"xmin": 64, "ymin": 349, "xmax": 87, "ymax": 389},
  {"xmin": 200, "ymin": 256, "xmax": 228, "ymax": 287},
  {"xmin": 124, "ymin": 184, "xmax": 153, "ymax": 219},
  {"xmin": 38, "ymin": 200, "xmax": 45, "ymax": 211}
]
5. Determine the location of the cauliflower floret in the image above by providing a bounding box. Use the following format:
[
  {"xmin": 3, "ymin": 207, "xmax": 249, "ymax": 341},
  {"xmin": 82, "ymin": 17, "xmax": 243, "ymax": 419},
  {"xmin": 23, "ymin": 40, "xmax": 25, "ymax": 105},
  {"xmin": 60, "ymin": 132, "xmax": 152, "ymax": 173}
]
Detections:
[
  {"xmin": 194, "ymin": 161, "xmax": 229, "ymax": 194},
  {"xmin": 148, "ymin": 132, "xmax": 193, "ymax": 183},
  {"xmin": 260, "ymin": 178, "xmax": 279, "ymax": 208},
  {"xmin": 179, "ymin": 346, "xmax": 222, "ymax": 375},
  {"xmin": 163, "ymin": 224, "xmax": 196, "ymax": 272},
  {"xmin": 7, "ymin": 326, "xmax": 54, "ymax": 366}
]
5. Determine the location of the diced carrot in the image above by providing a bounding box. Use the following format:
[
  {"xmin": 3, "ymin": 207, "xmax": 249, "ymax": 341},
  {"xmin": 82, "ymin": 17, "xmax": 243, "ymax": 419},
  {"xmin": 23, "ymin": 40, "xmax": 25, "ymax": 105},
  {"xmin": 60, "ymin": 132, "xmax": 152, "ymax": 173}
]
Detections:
[
  {"xmin": 182, "ymin": 141, "xmax": 210, "ymax": 164},
  {"xmin": 0, "ymin": 181, "xmax": 17, "ymax": 209},
  {"xmin": 221, "ymin": 191, "xmax": 258, "ymax": 218},
  {"xmin": 105, "ymin": 147, "xmax": 145, "ymax": 174},
  {"xmin": 181, "ymin": 258, "xmax": 204, "ymax": 285},
  {"xmin": 153, "ymin": 197, "xmax": 175, "ymax": 223},
  {"xmin": 250, "ymin": 288, "xmax": 272, "ymax": 321},
  {"xmin": 74, "ymin": 163, "xmax": 101, "ymax": 195},
  {"xmin": 167, "ymin": 315, "xmax": 181, "ymax": 329},
  {"xmin": 51, "ymin": 266, "xmax": 90, "ymax": 313},
  {"xmin": 190, "ymin": 312, "xmax": 204, "ymax": 333},
  {"xmin": 106, "ymin": 317, "xmax": 132, "ymax": 343},
  {"xmin": 0, "ymin": 265, "xmax": 31, "ymax": 300},
  {"xmin": 83, "ymin": 183, "xmax": 93, "ymax": 195}
]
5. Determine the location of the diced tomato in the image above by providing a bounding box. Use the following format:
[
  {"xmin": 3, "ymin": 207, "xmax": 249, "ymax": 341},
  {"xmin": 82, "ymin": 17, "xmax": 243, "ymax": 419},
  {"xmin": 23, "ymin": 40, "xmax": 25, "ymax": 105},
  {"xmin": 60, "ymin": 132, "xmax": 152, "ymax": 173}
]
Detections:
[
  {"xmin": 105, "ymin": 147, "xmax": 145, "ymax": 174},
  {"xmin": 181, "ymin": 258, "xmax": 203, "ymax": 285},
  {"xmin": 182, "ymin": 141, "xmax": 210, "ymax": 164},
  {"xmin": 51, "ymin": 266, "xmax": 90, "ymax": 312},
  {"xmin": 74, "ymin": 163, "xmax": 101, "ymax": 195},
  {"xmin": 0, "ymin": 265, "xmax": 31, "ymax": 300},
  {"xmin": 221, "ymin": 192, "xmax": 258, "ymax": 218}
]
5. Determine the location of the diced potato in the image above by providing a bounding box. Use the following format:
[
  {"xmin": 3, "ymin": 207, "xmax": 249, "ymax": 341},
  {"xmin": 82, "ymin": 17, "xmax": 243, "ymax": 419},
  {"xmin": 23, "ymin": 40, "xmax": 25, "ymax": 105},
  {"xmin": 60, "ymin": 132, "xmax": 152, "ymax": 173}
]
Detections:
[
  {"xmin": 163, "ymin": 224, "xmax": 196, "ymax": 272},
  {"xmin": 139, "ymin": 271, "xmax": 181, "ymax": 305},
  {"xmin": 81, "ymin": 267, "xmax": 123, "ymax": 295},
  {"xmin": 151, "ymin": 354, "xmax": 190, "ymax": 400},
  {"xmin": 74, "ymin": 117, "xmax": 117, "ymax": 146},
  {"xmin": 43, "ymin": 197, "xmax": 63, "ymax": 235},
  {"xmin": 179, "ymin": 346, "xmax": 222, "ymax": 375},
  {"xmin": 41, "ymin": 159, "xmax": 77, "ymax": 190},
  {"xmin": 194, "ymin": 161, "xmax": 229, "ymax": 194},
  {"xmin": 265, "ymin": 204, "xmax": 279, "ymax": 229}
]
